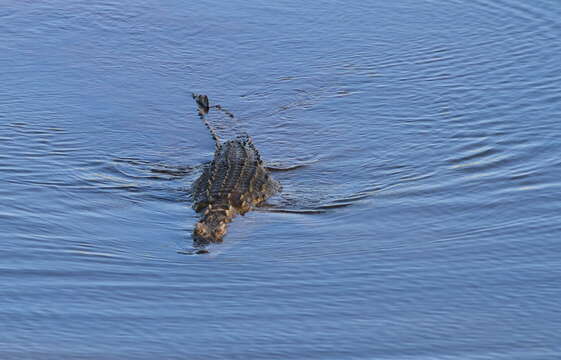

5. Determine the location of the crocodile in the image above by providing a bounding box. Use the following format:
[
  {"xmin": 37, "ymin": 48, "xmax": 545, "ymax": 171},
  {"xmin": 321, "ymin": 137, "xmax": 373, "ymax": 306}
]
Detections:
[{"xmin": 190, "ymin": 94, "xmax": 281, "ymax": 248}]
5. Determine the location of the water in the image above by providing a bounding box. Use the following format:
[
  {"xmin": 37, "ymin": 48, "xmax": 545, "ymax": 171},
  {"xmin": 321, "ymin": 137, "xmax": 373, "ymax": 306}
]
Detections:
[{"xmin": 2, "ymin": 0, "xmax": 561, "ymax": 358}]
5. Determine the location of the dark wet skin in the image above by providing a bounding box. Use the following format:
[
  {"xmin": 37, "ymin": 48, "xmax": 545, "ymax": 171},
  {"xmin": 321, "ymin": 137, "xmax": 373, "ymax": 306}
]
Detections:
[{"xmin": 189, "ymin": 94, "xmax": 281, "ymax": 252}]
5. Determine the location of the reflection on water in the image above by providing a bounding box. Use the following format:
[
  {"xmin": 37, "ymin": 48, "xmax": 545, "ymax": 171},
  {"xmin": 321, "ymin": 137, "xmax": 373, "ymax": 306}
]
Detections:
[{"xmin": 2, "ymin": 0, "xmax": 561, "ymax": 359}]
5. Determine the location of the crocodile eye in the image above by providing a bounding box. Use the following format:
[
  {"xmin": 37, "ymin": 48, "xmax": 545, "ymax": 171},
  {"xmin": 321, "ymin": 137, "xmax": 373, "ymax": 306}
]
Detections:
[{"xmin": 194, "ymin": 222, "xmax": 209, "ymax": 237}]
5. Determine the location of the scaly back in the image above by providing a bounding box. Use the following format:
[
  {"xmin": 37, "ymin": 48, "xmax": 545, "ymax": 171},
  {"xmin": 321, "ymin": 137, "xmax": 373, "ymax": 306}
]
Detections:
[{"xmin": 190, "ymin": 94, "xmax": 280, "ymax": 245}]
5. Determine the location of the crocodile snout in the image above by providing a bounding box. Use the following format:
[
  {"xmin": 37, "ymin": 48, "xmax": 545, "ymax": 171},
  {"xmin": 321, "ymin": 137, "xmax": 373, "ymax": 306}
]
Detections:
[{"xmin": 193, "ymin": 221, "xmax": 227, "ymax": 245}]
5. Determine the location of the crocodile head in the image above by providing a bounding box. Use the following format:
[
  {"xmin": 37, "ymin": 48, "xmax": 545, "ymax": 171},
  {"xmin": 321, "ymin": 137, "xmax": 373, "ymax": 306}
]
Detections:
[
  {"xmin": 192, "ymin": 210, "xmax": 230, "ymax": 245},
  {"xmin": 193, "ymin": 222, "xmax": 227, "ymax": 244}
]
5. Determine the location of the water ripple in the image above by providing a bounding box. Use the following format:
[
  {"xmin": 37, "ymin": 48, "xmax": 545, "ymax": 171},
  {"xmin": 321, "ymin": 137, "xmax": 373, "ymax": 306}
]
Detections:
[{"xmin": 3, "ymin": 0, "xmax": 561, "ymax": 358}]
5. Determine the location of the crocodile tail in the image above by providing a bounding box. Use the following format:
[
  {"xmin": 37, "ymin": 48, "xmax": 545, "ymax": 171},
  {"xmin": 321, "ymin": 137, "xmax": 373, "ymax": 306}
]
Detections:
[
  {"xmin": 192, "ymin": 93, "xmax": 221, "ymax": 150},
  {"xmin": 193, "ymin": 93, "xmax": 209, "ymax": 113},
  {"xmin": 192, "ymin": 93, "xmax": 247, "ymax": 144}
]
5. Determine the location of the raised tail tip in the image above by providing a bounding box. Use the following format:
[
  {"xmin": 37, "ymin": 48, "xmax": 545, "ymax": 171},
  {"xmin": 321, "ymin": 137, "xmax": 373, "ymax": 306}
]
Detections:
[{"xmin": 192, "ymin": 93, "xmax": 210, "ymax": 113}]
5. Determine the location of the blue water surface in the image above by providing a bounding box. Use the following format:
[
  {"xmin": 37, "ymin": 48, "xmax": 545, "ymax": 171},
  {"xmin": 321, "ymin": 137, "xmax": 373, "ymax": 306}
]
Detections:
[{"xmin": 1, "ymin": 0, "xmax": 561, "ymax": 359}]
